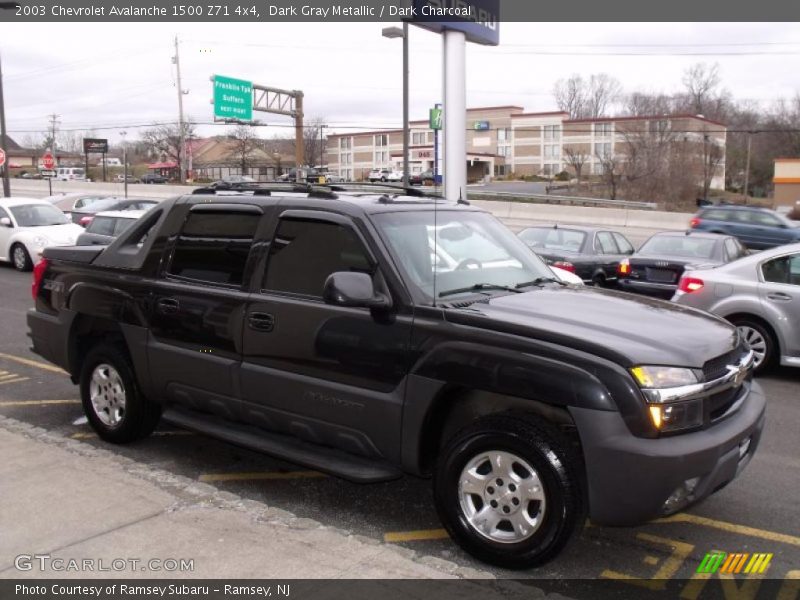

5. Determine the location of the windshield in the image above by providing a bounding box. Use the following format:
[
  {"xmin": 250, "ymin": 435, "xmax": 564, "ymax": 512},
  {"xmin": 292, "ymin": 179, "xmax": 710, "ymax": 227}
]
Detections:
[
  {"xmin": 374, "ymin": 210, "xmax": 552, "ymax": 304},
  {"xmin": 519, "ymin": 228, "xmax": 586, "ymax": 252},
  {"xmin": 638, "ymin": 235, "xmax": 717, "ymax": 259},
  {"xmin": 10, "ymin": 204, "xmax": 70, "ymax": 227},
  {"xmin": 84, "ymin": 198, "xmax": 122, "ymax": 212}
]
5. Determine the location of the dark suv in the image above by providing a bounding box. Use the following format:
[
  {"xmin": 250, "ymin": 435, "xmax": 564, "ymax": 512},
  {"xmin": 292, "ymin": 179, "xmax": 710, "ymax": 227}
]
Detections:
[
  {"xmin": 27, "ymin": 186, "xmax": 765, "ymax": 569},
  {"xmin": 690, "ymin": 205, "xmax": 800, "ymax": 249}
]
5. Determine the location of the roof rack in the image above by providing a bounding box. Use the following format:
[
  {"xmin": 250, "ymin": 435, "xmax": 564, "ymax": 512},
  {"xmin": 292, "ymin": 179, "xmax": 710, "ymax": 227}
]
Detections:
[
  {"xmin": 322, "ymin": 182, "xmax": 442, "ymax": 198},
  {"xmin": 189, "ymin": 181, "xmax": 447, "ymax": 202}
]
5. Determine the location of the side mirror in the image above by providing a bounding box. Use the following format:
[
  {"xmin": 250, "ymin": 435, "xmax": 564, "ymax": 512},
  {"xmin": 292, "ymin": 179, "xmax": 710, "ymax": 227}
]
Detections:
[
  {"xmin": 0, "ymin": 217, "xmax": 12, "ymax": 228},
  {"xmin": 323, "ymin": 272, "xmax": 392, "ymax": 311}
]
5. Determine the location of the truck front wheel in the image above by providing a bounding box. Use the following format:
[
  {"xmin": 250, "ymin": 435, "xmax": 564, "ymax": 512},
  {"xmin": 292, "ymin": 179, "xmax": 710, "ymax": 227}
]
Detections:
[
  {"xmin": 79, "ymin": 343, "xmax": 161, "ymax": 443},
  {"xmin": 433, "ymin": 414, "xmax": 585, "ymax": 569}
]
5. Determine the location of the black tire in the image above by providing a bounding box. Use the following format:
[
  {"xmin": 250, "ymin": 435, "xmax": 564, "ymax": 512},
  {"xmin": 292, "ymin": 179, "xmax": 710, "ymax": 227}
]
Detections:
[
  {"xmin": 80, "ymin": 342, "xmax": 161, "ymax": 443},
  {"xmin": 434, "ymin": 413, "xmax": 585, "ymax": 569},
  {"xmin": 591, "ymin": 273, "xmax": 607, "ymax": 287},
  {"xmin": 11, "ymin": 243, "xmax": 33, "ymax": 272},
  {"xmin": 729, "ymin": 317, "xmax": 777, "ymax": 374},
  {"xmin": 381, "ymin": 176, "xmax": 387, "ymax": 182}
]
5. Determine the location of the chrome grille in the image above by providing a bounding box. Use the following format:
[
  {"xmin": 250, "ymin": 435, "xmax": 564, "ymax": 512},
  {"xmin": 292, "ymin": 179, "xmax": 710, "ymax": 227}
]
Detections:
[{"xmin": 702, "ymin": 342, "xmax": 747, "ymax": 382}]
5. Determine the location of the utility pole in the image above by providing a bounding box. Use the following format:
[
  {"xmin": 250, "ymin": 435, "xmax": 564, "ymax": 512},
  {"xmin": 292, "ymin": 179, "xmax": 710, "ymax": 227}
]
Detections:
[
  {"xmin": 0, "ymin": 50, "xmax": 10, "ymax": 197},
  {"xmin": 743, "ymin": 132, "xmax": 752, "ymax": 205},
  {"xmin": 120, "ymin": 131, "xmax": 128, "ymax": 198},
  {"xmin": 48, "ymin": 113, "xmax": 60, "ymax": 154},
  {"xmin": 173, "ymin": 36, "xmax": 187, "ymax": 184}
]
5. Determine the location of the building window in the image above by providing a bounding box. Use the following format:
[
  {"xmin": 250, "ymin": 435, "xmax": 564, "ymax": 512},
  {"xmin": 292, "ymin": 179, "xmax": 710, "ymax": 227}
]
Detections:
[
  {"xmin": 497, "ymin": 128, "xmax": 511, "ymax": 142},
  {"xmin": 594, "ymin": 142, "xmax": 612, "ymax": 158},
  {"xmin": 649, "ymin": 120, "xmax": 670, "ymax": 135},
  {"xmin": 339, "ymin": 137, "xmax": 352, "ymax": 150},
  {"xmin": 374, "ymin": 151, "xmax": 388, "ymax": 164},
  {"xmin": 340, "ymin": 153, "xmax": 352, "ymax": 165},
  {"xmin": 412, "ymin": 132, "xmax": 427, "ymax": 145},
  {"xmin": 595, "ymin": 123, "xmax": 612, "ymax": 137},
  {"xmin": 543, "ymin": 144, "xmax": 560, "ymax": 159},
  {"xmin": 374, "ymin": 134, "xmax": 388, "ymax": 147},
  {"xmin": 497, "ymin": 146, "xmax": 511, "ymax": 157},
  {"xmin": 543, "ymin": 125, "xmax": 561, "ymax": 141}
]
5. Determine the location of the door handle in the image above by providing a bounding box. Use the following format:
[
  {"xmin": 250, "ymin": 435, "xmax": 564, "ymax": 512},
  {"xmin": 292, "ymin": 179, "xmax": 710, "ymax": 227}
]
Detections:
[
  {"xmin": 248, "ymin": 312, "xmax": 275, "ymax": 332},
  {"xmin": 156, "ymin": 297, "xmax": 180, "ymax": 314},
  {"xmin": 766, "ymin": 292, "xmax": 792, "ymax": 302}
]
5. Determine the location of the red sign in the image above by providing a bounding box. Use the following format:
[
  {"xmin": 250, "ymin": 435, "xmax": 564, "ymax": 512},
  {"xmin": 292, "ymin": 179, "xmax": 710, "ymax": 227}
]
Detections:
[
  {"xmin": 0, "ymin": 148, "xmax": 6, "ymax": 168},
  {"xmin": 41, "ymin": 152, "xmax": 55, "ymax": 170}
]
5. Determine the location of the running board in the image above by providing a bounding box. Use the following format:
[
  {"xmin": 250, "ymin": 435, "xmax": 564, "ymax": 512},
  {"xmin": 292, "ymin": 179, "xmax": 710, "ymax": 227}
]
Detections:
[{"xmin": 162, "ymin": 407, "xmax": 403, "ymax": 483}]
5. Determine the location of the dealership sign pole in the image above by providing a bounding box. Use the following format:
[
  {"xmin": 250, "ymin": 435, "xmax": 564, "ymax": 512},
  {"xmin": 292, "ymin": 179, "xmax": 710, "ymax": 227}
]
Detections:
[{"xmin": 411, "ymin": 0, "xmax": 499, "ymax": 201}]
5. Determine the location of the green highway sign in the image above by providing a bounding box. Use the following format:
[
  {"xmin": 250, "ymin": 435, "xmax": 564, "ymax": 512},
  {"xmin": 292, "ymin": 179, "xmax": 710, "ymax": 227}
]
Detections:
[
  {"xmin": 213, "ymin": 75, "xmax": 253, "ymax": 121},
  {"xmin": 429, "ymin": 107, "xmax": 442, "ymax": 130}
]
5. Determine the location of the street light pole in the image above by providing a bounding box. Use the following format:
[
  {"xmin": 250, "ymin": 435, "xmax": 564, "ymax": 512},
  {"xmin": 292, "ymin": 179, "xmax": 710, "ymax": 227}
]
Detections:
[
  {"xmin": 0, "ymin": 51, "xmax": 10, "ymax": 198},
  {"xmin": 382, "ymin": 24, "xmax": 410, "ymax": 187},
  {"xmin": 120, "ymin": 131, "xmax": 128, "ymax": 198}
]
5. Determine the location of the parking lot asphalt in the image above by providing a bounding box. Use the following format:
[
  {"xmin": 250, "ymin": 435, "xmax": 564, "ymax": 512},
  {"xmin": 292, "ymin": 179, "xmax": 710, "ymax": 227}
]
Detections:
[{"xmin": 1, "ymin": 262, "xmax": 799, "ymax": 588}]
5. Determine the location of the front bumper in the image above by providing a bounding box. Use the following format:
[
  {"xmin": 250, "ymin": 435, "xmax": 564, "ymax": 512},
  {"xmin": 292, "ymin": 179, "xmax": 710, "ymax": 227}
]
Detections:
[{"xmin": 571, "ymin": 380, "xmax": 766, "ymax": 526}]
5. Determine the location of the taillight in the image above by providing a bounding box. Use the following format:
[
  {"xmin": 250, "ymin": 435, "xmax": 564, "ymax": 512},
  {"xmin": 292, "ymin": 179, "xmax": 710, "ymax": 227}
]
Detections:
[
  {"xmin": 678, "ymin": 276, "xmax": 705, "ymax": 293},
  {"xmin": 32, "ymin": 258, "xmax": 49, "ymax": 300},
  {"xmin": 617, "ymin": 259, "xmax": 631, "ymax": 276},
  {"xmin": 79, "ymin": 216, "xmax": 93, "ymax": 227},
  {"xmin": 553, "ymin": 260, "xmax": 576, "ymax": 273},
  {"xmin": 689, "ymin": 217, "xmax": 701, "ymax": 228}
]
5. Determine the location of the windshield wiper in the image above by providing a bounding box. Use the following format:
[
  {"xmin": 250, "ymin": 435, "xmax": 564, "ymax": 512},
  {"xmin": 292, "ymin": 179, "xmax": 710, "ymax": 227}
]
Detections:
[
  {"xmin": 438, "ymin": 283, "xmax": 523, "ymax": 298},
  {"xmin": 515, "ymin": 277, "xmax": 567, "ymax": 289}
]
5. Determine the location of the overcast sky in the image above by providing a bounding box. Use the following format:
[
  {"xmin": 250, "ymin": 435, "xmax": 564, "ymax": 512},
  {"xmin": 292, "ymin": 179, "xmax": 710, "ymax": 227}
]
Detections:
[{"xmin": 1, "ymin": 22, "xmax": 799, "ymax": 144}]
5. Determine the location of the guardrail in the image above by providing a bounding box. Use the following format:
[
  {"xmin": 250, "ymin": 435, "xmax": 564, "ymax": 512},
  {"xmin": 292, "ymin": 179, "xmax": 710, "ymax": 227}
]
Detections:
[{"xmin": 469, "ymin": 190, "xmax": 657, "ymax": 210}]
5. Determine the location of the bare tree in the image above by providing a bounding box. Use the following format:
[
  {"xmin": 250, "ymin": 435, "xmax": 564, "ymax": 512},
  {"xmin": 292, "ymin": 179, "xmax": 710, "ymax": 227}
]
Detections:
[
  {"xmin": 553, "ymin": 75, "xmax": 587, "ymax": 119},
  {"xmin": 682, "ymin": 63, "xmax": 722, "ymax": 115},
  {"xmin": 596, "ymin": 153, "xmax": 625, "ymax": 200},
  {"xmin": 585, "ymin": 74, "xmax": 622, "ymax": 119},
  {"xmin": 302, "ymin": 117, "xmax": 328, "ymax": 167},
  {"xmin": 229, "ymin": 125, "xmax": 261, "ymax": 174},
  {"xmin": 563, "ymin": 146, "xmax": 590, "ymax": 185},
  {"xmin": 624, "ymin": 91, "xmax": 676, "ymax": 117},
  {"xmin": 141, "ymin": 122, "xmax": 196, "ymax": 164}
]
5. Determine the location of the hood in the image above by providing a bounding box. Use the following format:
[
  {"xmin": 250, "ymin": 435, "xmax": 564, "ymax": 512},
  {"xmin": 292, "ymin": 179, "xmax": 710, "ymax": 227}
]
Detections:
[
  {"xmin": 18, "ymin": 223, "xmax": 84, "ymax": 246},
  {"xmin": 450, "ymin": 286, "xmax": 738, "ymax": 368}
]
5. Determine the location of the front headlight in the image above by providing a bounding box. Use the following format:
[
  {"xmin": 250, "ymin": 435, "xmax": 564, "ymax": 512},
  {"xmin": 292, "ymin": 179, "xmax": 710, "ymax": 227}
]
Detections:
[
  {"xmin": 630, "ymin": 366, "xmax": 698, "ymax": 388},
  {"xmin": 32, "ymin": 236, "xmax": 50, "ymax": 248}
]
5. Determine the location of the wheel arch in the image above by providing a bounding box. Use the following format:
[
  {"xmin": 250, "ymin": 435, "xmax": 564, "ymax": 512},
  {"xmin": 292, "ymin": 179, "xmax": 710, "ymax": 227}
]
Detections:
[{"xmin": 723, "ymin": 311, "xmax": 781, "ymax": 356}]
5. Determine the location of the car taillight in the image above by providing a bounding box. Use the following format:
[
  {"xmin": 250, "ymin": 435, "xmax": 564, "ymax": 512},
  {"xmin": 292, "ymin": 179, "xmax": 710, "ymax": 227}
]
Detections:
[
  {"xmin": 617, "ymin": 259, "xmax": 631, "ymax": 276},
  {"xmin": 79, "ymin": 216, "xmax": 94, "ymax": 227},
  {"xmin": 678, "ymin": 276, "xmax": 705, "ymax": 293},
  {"xmin": 553, "ymin": 261, "xmax": 576, "ymax": 273},
  {"xmin": 32, "ymin": 258, "xmax": 49, "ymax": 300},
  {"xmin": 689, "ymin": 217, "xmax": 701, "ymax": 228}
]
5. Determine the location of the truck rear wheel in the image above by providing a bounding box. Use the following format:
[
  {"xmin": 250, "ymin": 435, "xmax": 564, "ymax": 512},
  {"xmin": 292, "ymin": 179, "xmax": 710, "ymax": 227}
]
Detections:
[
  {"xmin": 433, "ymin": 413, "xmax": 585, "ymax": 569},
  {"xmin": 79, "ymin": 343, "xmax": 161, "ymax": 443}
]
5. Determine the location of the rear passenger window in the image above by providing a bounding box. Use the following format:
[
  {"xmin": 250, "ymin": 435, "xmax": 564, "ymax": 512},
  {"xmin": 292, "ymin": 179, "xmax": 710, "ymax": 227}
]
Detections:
[
  {"xmin": 613, "ymin": 233, "xmax": 634, "ymax": 254},
  {"xmin": 595, "ymin": 232, "xmax": 619, "ymax": 254},
  {"xmin": 264, "ymin": 219, "xmax": 372, "ymax": 298},
  {"xmin": 168, "ymin": 211, "xmax": 260, "ymax": 286},
  {"xmin": 703, "ymin": 209, "xmax": 730, "ymax": 221}
]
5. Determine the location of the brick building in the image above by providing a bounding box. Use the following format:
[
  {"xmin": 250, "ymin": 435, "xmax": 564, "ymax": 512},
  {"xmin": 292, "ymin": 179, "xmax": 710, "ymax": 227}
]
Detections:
[{"xmin": 326, "ymin": 106, "xmax": 726, "ymax": 188}]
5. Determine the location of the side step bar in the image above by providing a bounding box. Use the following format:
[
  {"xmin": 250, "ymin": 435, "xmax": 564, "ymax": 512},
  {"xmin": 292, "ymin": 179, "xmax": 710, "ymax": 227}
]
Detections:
[{"xmin": 162, "ymin": 407, "xmax": 403, "ymax": 484}]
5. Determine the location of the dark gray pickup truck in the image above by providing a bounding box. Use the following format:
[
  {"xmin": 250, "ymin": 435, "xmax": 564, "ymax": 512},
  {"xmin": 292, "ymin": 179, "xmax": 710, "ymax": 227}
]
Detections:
[{"xmin": 27, "ymin": 185, "xmax": 765, "ymax": 569}]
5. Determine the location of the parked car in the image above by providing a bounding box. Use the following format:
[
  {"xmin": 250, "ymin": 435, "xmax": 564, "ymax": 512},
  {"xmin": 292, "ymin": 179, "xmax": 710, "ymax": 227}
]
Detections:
[
  {"xmin": 0, "ymin": 197, "xmax": 82, "ymax": 271},
  {"xmin": 46, "ymin": 193, "xmax": 115, "ymax": 217},
  {"xmin": 140, "ymin": 173, "xmax": 169, "ymax": 184},
  {"xmin": 689, "ymin": 205, "xmax": 800, "ymax": 249},
  {"xmin": 673, "ymin": 242, "xmax": 800, "ymax": 373},
  {"xmin": 518, "ymin": 225, "xmax": 635, "ymax": 287},
  {"xmin": 277, "ymin": 167, "xmax": 321, "ymax": 183},
  {"xmin": 410, "ymin": 169, "xmax": 435, "ymax": 186},
  {"xmin": 29, "ymin": 187, "xmax": 764, "ymax": 568},
  {"xmin": 368, "ymin": 168, "xmax": 402, "ymax": 182},
  {"xmin": 617, "ymin": 231, "xmax": 748, "ymax": 299},
  {"xmin": 113, "ymin": 174, "xmax": 140, "ymax": 184},
  {"xmin": 322, "ymin": 172, "xmax": 345, "ymax": 183},
  {"xmin": 70, "ymin": 197, "xmax": 159, "ymax": 227},
  {"xmin": 15, "ymin": 170, "xmax": 43, "ymax": 179},
  {"xmin": 76, "ymin": 210, "xmax": 147, "ymax": 246},
  {"xmin": 221, "ymin": 175, "xmax": 256, "ymax": 185},
  {"xmin": 55, "ymin": 167, "xmax": 86, "ymax": 182}
]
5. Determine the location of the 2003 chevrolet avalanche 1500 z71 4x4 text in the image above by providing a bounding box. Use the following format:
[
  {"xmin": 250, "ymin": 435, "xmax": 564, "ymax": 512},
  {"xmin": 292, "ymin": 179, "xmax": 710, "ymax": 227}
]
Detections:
[{"xmin": 27, "ymin": 185, "xmax": 765, "ymax": 569}]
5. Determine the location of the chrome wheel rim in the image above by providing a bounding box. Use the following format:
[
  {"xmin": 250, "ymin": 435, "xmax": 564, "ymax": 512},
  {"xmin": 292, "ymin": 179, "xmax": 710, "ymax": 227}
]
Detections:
[
  {"xmin": 89, "ymin": 363, "xmax": 126, "ymax": 427},
  {"xmin": 737, "ymin": 325, "xmax": 767, "ymax": 368},
  {"xmin": 12, "ymin": 247, "xmax": 26, "ymax": 270},
  {"xmin": 458, "ymin": 450, "xmax": 546, "ymax": 544}
]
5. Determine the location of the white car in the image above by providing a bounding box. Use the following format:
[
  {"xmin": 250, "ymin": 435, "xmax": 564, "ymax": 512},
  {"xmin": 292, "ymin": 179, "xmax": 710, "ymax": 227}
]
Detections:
[
  {"xmin": 0, "ymin": 198, "xmax": 83, "ymax": 271},
  {"xmin": 368, "ymin": 168, "xmax": 402, "ymax": 182}
]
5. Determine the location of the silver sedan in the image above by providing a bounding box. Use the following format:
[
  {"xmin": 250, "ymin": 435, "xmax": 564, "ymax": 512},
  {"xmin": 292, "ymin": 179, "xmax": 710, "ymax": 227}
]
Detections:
[{"xmin": 672, "ymin": 242, "xmax": 800, "ymax": 372}]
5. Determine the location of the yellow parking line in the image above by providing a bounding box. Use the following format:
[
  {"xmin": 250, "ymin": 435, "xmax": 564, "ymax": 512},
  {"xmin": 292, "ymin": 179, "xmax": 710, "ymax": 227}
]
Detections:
[
  {"xmin": 0, "ymin": 352, "xmax": 66, "ymax": 374},
  {"xmin": 657, "ymin": 513, "xmax": 800, "ymax": 547},
  {"xmin": 0, "ymin": 377, "xmax": 29, "ymax": 386},
  {"xmin": 384, "ymin": 529, "xmax": 449, "ymax": 543},
  {"xmin": 0, "ymin": 399, "xmax": 80, "ymax": 406},
  {"xmin": 199, "ymin": 471, "xmax": 328, "ymax": 482}
]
